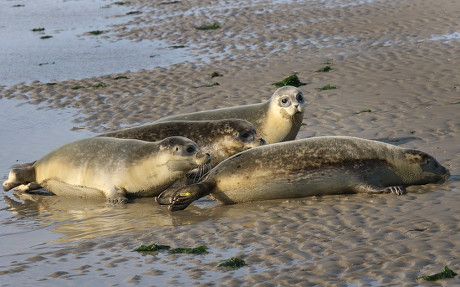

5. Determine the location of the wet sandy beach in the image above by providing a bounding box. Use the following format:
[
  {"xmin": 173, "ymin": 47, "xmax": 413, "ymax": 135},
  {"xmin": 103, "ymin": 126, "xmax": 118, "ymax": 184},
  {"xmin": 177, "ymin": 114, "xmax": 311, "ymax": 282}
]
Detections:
[{"xmin": 1, "ymin": 0, "xmax": 459, "ymax": 285}]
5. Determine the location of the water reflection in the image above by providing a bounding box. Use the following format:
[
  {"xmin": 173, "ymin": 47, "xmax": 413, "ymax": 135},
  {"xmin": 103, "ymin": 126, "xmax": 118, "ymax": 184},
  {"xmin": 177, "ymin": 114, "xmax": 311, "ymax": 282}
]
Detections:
[{"xmin": 3, "ymin": 193, "xmax": 213, "ymax": 243}]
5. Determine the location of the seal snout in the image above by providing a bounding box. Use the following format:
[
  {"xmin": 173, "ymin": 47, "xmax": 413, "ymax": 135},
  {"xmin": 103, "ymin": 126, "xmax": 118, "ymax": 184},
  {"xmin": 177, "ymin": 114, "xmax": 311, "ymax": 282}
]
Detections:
[{"xmin": 438, "ymin": 168, "xmax": 450, "ymax": 183}]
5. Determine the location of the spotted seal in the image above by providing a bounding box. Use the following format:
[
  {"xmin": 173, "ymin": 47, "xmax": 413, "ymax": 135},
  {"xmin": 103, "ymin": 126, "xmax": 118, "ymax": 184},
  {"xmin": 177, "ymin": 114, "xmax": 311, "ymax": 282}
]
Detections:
[
  {"xmin": 157, "ymin": 136, "xmax": 450, "ymax": 211},
  {"xmin": 100, "ymin": 119, "xmax": 265, "ymax": 171}
]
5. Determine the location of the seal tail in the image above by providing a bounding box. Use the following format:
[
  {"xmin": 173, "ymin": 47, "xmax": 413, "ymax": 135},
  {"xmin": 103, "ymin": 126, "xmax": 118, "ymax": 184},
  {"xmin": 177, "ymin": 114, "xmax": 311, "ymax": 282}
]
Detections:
[
  {"xmin": 156, "ymin": 182, "xmax": 215, "ymax": 211},
  {"xmin": 3, "ymin": 167, "xmax": 35, "ymax": 191}
]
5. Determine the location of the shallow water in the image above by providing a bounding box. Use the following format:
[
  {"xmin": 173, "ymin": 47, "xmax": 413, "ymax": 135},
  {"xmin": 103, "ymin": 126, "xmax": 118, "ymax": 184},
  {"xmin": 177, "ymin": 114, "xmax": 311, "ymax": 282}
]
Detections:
[{"xmin": 0, "ymin": 0, "xmax": 193, "ymax": 86}]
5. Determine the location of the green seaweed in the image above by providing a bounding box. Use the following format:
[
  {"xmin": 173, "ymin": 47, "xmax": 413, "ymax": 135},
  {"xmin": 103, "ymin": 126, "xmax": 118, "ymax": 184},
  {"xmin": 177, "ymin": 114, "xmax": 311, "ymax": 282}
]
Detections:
[
  {"xmin": 12, "ymin": 4, "xmax": 25, "ymax": 7},
  {"xmin": 272, "ymin": 74, "xmax": 306, "ymax": 88},
  {"xmin": 88, "ymin": 30, "xmax": 104, "ymax": 35},
  {"xmin": 71, "ymin": 86, "xmax": 86, "ymax": 90},
  {"xmin": 453, "ymin": 101, "xmax": 460, "ymax": 104},
  {"xmin": 317, "ymin": 84, "xmax": 337, "ymax": 91},
  {"xmin": 168, "ymin": 245, "xmax": 208, "ymax": 255},
  {"xmin": 114, "ymin": 76, "xmax": 130, "ymax": 80},
  {"xmin": 193, "ymin": 82, "xmax": 220, "ymax": 88},
  {"xmin": 315, "ymin": 65, "xmax": 332, "ymax": 72},
  {"xmin": 160, "ymin": 1, "xmax": 180, "ymax": 4},
  {"xmin": 92, "ymin": 83, "xmax": 107, "ymax": 88},
  {"xmin": 31, "ymin": 27, "xmax": 45, "ymax": 32},
  {"xmin": 113, "ymin": 1, "xmax": 126, "ymax": 5},
  {"xmin": 126, "ymin": 11, "xmax": 142, "ymax": 15},
  {"xmin": 195, "ymin": 23, "xmax": 220, "ymax": 30},
  {"xmin": 210, "ymin": 71, "xmax": 223, "ymax": 78},
  {"xmin": 169, "ymin": 45, "xmax": 186, "ymax": 49},
  {"xmin": 417, "ymin": 266, "xmax": 457, "ymax": 281},
  {"xmin": 134, "ymin": 244, "xmax": 208, "ymax": 255},
  {"xmin": 356, "ymin": 109, "xmax": 372, "ymax": 114},
  {"xmin": 40, "ymin": 35, "xmax": 53, "ymax": 39},
  {"xmin": 218, "ymin": 257, "xmax": 246, "ymax": 269},
  {"xmin": 134, "ymin": 244, "xmax": 171, "ymax": 252},
  {"xmin": 38, "ymin": 62, "xmax": 55, "ymax": 66}
]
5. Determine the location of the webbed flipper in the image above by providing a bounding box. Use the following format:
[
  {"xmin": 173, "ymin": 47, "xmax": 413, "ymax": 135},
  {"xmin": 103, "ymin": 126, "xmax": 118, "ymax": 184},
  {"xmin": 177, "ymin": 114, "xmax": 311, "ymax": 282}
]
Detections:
[{"xmin": 156, "ymin": 182, "xmax": 215, "ymax": 211}]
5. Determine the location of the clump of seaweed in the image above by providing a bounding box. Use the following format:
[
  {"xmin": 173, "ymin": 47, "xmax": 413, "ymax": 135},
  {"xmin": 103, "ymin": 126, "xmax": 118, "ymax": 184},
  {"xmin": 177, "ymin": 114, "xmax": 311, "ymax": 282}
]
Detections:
[
  {"xmin": 133, "ymin": 244, "xmax": 208, "ymax": 255},
  {"xmin": 31, "ymin": 27, "xmax": 45, "ymax": 32},
  {"xmin": 40, "ymin": 35, "xmax": 53, "ymax": 39},
  {"xmin": 417, "ymin": 266, "xmax": 457, "ymax": 281},
  {"xmin": 218, "ymin": 257, "xmax": 246, "ymax": 269},
  {"xmin": 210, "ymin": 71, "xmax": 223, "ymax": 78},
  {"xmin": 193, "ymin": 82, "xmax": 220, "ymax": 88},
  {"xmin": 92, "ymin": 83, "xmax": 107, "ymax": 88},
  {"xmin": 88, "ymin": 30, "xmax": 104, "ymax": 35},
  {"xmin": 315, "ymin": 65, "xmax": 332, "ymax": 72},
  {"xmin": 71, "ymin": 86, "xmax": 85, "ymax": 90},
  {"xmin": 272, "ymin": 74, "xmax": 306, "ymax": 88},
  {"xmin": 356, "ymin": 109, "xmax": 372, "ymax": 114},
  {"xmin": 126, "ymin": 11, "xmax": 142, "ymax": 15},
  {"xmin": 134, "ymin": 244, "xmax": 171, "ymax": 252},
  {"xmin": 169, "ymin": 45, "xmax": 186, "ymax": 49},
  {"xmin": 113, "ymin": 1, "xmax": 126, "ymax": 5},
  {"xmin": 113, "ymin": 76, "xmax": 129, "ymax": 80},
  {"xmin": 195, "ymin": 23, "xmax": 220, "ymax": 30},
  {"xmin": 168, "ymin": 246, "xmax": 208, "ymax": 255},
  {"xmin": 317, "ymin": 84, "xmax": 337, "ymax": 91}
]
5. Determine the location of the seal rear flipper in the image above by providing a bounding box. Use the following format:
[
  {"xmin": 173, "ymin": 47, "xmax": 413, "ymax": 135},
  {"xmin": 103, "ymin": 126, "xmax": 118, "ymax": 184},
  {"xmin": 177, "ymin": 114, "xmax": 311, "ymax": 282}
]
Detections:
[
  {"xmin": 3, "ymin": 167, "xmax": 35, "ymax": 192},
  {"xmin": 354, "ymin": 185, "xmax": 406, "ymax": 195},
  {"xmin": 156, "ymin": 182, "xmax": 215, "ymax": 211}
]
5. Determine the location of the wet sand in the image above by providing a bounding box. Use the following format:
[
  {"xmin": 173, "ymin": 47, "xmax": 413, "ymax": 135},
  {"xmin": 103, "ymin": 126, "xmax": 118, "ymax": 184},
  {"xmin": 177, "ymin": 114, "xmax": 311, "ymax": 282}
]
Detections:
[{"xmin": 1, "ymin": 0, "xmax": 459, "ymax": 286}]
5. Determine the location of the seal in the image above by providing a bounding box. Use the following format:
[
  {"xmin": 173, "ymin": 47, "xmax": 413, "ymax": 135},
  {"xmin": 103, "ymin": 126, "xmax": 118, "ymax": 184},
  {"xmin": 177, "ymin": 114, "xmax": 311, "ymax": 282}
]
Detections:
[
  {"xmin": 3, "ymin": 136, "xmax": 211, "ymax": 203},
  {"xmin": 100, "ymin": 119, "xmax": 265, "ymax": 171},
  {"xmin": 157, "ymin": 136, "xmax": 450, "ymax": 211},
  {"xmin": 156, "ymin": 86, "xmax": 305, "ymax": 144}
]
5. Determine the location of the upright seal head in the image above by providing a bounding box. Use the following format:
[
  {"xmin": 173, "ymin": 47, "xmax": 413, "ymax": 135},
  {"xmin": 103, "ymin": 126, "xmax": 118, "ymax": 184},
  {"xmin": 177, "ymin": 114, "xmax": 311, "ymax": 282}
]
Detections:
[{"xmin": 155, "ymin": 86, "xmax": 305, "ymax": 144}]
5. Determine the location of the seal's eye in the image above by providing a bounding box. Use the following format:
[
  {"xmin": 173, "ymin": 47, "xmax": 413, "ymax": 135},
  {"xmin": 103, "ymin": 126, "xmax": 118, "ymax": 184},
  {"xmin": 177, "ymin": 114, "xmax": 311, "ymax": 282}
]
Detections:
[
  {"xmin": 240, "ymin": 132, "xmax": 250, "ymax": 139},
  {"xmin": 296, "ymin": 93, "xmax": 304, "ymax": 102},
  {"xmin": 186, "ymin": 146, "xmax": 196, "ymax": 153},
  {"xmin": 280, "ymin": 97, "xmax": 291, "ymax": 107}
]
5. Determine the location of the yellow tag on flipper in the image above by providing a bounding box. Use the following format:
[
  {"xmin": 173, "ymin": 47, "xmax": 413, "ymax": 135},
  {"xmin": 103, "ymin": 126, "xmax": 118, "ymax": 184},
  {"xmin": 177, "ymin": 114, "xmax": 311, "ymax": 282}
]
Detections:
[{"xmin": 180, "ymin": 192, "xmax": 191, "ymax": 197}]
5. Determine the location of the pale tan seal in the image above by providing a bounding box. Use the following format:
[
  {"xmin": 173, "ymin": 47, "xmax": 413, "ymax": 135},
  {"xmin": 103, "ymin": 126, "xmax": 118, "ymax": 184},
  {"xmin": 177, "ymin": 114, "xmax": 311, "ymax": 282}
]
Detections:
[
  {"xmin": 157, "ymin": 136, "xmax": 450, "ymax": 211},
  {"xmin": 156, "ymin": 86, "xmax": 305, "ymax": 144},
  {"xmin": 3, "ymin": 136, "xmax": 211, "ymax": 203}
]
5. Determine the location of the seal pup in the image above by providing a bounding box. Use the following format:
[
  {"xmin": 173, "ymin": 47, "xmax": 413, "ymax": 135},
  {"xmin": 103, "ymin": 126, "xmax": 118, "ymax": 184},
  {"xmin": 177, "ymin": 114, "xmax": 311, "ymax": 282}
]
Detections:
[
  {"xmin": 99, "ymin": 119, "xmax": 265, "ymax": 171},
  {"xmin": 157, "ymin": 136, "xmax": 450, "ymax": 211},
  {"xmin": 156, "ymin": 86, "xmax": 305, "ymax": 144},
  {"xmin": 3, "ymin": 136, "xmax": 211, "ymax": 203}
]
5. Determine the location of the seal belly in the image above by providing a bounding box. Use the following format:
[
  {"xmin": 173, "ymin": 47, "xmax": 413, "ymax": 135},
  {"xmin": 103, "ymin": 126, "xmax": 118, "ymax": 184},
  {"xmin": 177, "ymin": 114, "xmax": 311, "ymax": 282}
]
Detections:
[{"xmin": 211, "ymin": 167, "xmax": 364, "ymax": 204}]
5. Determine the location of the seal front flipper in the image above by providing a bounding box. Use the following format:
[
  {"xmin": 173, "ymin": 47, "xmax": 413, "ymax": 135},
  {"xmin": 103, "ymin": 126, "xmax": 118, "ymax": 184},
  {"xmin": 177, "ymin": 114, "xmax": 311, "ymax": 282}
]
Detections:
[
  {"xmin": 106, "ymin": 187, "xmax": 129, "ymax": 204},
  {"xmin": 157, "ymin": 182, "xmax": 215, "ymax": 211},
  {"xmin": 354, "ymin": 185, "xmax": 407, "ymax": 195}
]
